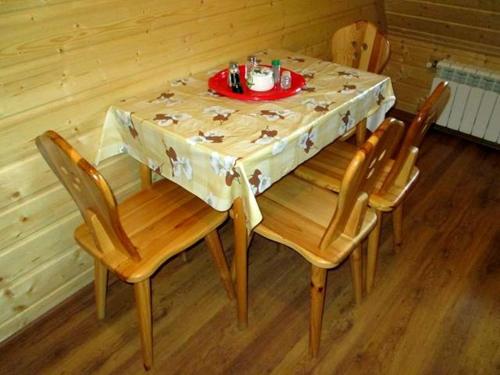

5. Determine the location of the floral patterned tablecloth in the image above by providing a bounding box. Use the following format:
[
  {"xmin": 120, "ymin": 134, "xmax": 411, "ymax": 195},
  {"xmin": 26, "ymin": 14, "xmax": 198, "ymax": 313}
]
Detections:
[{"xmin": 96, "ymin": 49, "xmax": 395, "ymax": 230}]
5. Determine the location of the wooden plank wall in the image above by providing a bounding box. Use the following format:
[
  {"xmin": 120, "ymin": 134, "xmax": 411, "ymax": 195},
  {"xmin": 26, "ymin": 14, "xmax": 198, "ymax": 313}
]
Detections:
[
  {"xmin": 0, "ymin": 0, "xmax": 379, "ymax": 342},
  {"xmin": 383, "ymin": 0, "xmax": 500, "ymax": 113}
]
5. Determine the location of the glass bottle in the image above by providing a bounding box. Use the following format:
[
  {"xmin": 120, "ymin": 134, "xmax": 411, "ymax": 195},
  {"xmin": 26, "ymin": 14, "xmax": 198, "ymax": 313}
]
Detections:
[
  {"xmin": 229, "ymin": 63, "xmax": 244, "ymax": 94},
  {"xmin": 272, "ymin": 59, "xmax": 281, "ymax": 86},
  {"xmin": 245, "ymin": 55, "xmax": 257, "ymax": 80},
  {"xmin": 228, "ymin": 61, "xmax": 238, "ymax": 87}
]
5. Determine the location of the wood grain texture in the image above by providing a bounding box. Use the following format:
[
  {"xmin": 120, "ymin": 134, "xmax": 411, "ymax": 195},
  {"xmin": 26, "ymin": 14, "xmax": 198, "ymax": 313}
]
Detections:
[
  {"xmin": 385, "ymin": 0, "xmax": 500, "ymax": 49},
  {"xmin": 0, "ymin": 130, "xmax": 498, "ymax": 374},
  {"xmin": 36, "ymin": 130, "xmax": 233, "ymax": 369},
  {"xmin": 248, "ymin": 119, "xmax": 404, "ymax": 355},
  {"xmin": 383, "ymin": 0, "xmax": 500, "ymax": 113},
  {"xmin": 330, "ymin": 20, "xmax": 390, "ymax": 74},
  {"xmin": 0, "ymin": 0, "xmax": 379, "ymax": 342}
]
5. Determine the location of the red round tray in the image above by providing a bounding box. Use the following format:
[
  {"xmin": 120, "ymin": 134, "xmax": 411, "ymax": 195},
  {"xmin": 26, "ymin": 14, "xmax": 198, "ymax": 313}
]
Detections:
[{"xmin": 208, "ymin": 65, "xmax": 306, "ymax": 101}]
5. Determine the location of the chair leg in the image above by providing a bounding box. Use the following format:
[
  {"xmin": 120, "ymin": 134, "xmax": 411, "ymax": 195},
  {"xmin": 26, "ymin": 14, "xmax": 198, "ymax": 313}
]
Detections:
[
  {"xmin": 309, "ymin": 265, "xmax": 327, "ymax": 358},
  {"xmin": 366, "ymin": 211, "xmax": 382, "ymax": 293},
  {"xmin": 181, "ymin": 252, "xmax": 189, "ymax": 263},
  {"xmin": 134, "ymin": 279, "xmax": 153, "ymax": 371},
  {"xmin": 204, "ymin": 230, "xmax": 235, "ymax": 300},
  {"xmin": 94, "ymin": 259, "xmax": 108, "ymax": 320},
  {"xmin": 350, "ymin": 245, "xmax": 363, "ymax": 305},
  {"xmin": 355, "ymin": 118, "xmax": 367, "ymax": 146},
  {"xmin": 393, "ymin": 203, "xmax": 403, "ymax": 252}
]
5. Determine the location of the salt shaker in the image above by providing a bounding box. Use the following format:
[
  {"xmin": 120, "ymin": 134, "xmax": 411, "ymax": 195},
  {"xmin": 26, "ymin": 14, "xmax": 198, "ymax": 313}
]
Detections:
[
  {"xmin": 245, "ymin": 55, "xmax": 257, "ymax": 80},
  {"xmin": 280, "ymin": 70, "xmax": 292, "ymax": 90}
]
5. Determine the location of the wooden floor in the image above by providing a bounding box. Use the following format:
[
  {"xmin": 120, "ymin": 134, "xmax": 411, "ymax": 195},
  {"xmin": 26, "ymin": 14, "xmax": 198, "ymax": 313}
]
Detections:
[{"xmin": 1, "ymin": 130, "xmax": 499, "ymax": 375}]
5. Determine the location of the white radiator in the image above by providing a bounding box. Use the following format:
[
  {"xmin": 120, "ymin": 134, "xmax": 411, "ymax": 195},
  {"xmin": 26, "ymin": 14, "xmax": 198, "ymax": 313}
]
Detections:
[{"xmin": 431, "ymin": 60, "xmax": 500, "ymax": 145}]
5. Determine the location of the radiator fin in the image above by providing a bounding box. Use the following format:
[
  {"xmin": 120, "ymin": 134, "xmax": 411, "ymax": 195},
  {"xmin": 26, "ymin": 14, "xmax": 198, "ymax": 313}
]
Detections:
[{"xmin": 433, "ymin": 60, "xmax": 499, "ymax": 145}]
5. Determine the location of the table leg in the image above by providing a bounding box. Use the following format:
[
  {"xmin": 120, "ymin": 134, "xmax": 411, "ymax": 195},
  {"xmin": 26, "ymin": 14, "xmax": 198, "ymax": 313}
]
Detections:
[
  {"xmin": 356, "ymin": 118, "xmax": 367, "ymax": 146},
  {"xmin": 232, "ymin": 197, "xmax": 248, "ymax": 329},
  {"xmin": 140, "ymin": 163, "xmax": 152, "ymax": 190}
]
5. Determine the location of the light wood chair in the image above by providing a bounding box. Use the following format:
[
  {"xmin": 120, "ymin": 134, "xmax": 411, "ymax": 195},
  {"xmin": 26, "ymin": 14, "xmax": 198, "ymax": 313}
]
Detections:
[
  {"xmin": 250, "ymin": 118, "xmax": 404, "ymax": 357},
  {"xmin": 294, "ymin": 82, "xmax": 451, "ymax": 292},
  {"xmin": 332, "ymin": 20, "xmax": 391, "ymax": 145},
  {"xmin": 35, "ymin": 131, "xmax": 235, "ymax": 370},
  {"xmin": 331, "ymin": 20, "xmax": 390, "ymax": 74}
]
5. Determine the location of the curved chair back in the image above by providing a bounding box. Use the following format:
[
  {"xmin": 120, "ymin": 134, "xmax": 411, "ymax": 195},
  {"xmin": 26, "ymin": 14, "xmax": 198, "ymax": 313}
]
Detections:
[
  {"xmin": 320, "ymin": 118, "xmax": 404, "ymax": 248},
  {"xmin": 381, "ymin": 81, "xmax": 451, "ymax": 192},
  {"xmin": 331, "ymin": 20, "xmax": 390, "ymax": 74},
  {"xmin": 36, "ymin": 131, "xmax": 140, "ymax": 260}
]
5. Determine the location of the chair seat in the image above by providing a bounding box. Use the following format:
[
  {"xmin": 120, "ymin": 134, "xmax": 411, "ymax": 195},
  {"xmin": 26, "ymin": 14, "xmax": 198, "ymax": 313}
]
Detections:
[
  {"xmin": 294, "ymin": 141, "xmax": 420, "ymax": 211},
  {"xmin": 254, "ymin": 174, "xmax": 377, "ymax": 269},
  {"xmin": 75, "ymin": 179, "xmax": 227, "ymax": 282}
]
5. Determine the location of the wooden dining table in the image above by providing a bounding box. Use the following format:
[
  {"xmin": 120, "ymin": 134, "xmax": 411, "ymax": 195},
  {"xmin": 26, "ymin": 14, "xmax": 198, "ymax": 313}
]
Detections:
[{"xmin": 95, "ymin": 48, "xmax": 395, "ymax": 328}]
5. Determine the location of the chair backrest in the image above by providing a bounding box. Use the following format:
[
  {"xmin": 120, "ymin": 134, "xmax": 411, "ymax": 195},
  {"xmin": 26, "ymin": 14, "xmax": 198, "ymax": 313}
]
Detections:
[
  {"xmin": 320, "ymin": 118, "xmax": 405, "ymax": 249},
  {"xmin": 36, "ymin": 131, "xmax": 140, "ymax": 260},
  {"xmin": 380, "ymin": 81, "xmax": 451, "ymax": 192},
  {"xmin": 331, "ymin": 20, "xmax": 390, "ymax": 74}
]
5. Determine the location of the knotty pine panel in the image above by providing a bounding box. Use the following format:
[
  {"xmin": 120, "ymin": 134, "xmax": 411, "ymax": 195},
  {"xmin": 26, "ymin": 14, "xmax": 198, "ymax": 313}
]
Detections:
[
  {"xmin": 0, "ymin": 0, "xmax": 379, "ymax": 342},
  {"xmin": 0, "ymin": 155, "xmax": 140, "ymax": 249},
  {"xmin": 385, "ymin": 8, "xmax": 500, "ymax": 114},
  {"xmin": 424, "ymin": 0, "xmax": 500, "ymax": 12},
  {"xmin": 0, "ymin": 252, "xmax": 94, "ymax": 340},
  {"xmin": 0, "ymin": 5, "xmax": 376, "ymax": 169},
  {"xmin": 0, "ymin": 153, "xmax": 139, "ymax": 211},
  {"xmin": 386, "ymin": 35, "xmax": 500, "ymax": 112},
  {"xmin": 385, "ymin": 1, "xmax": 499, "ymax": 30},
  {"xmin": 386, "ymin": 12, "xmax": 499, "ymax": 47}
]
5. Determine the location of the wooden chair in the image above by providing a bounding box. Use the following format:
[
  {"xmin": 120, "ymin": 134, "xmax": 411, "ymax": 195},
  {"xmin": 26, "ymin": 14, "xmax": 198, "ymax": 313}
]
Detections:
[
  {"xmin": 294, "ymin": 82, "xmax": 451, "ymax": 292},
  {"xmin": 249, "ymin": 118, "xmax": 404, "ymax": 357},
  {"xmin": 331, "ymin": 20, "xmax": 390, "ymax": 74},
  {"xmin": 332, "ymin": 20, "xmax": 391, "ymax": 145},
  {"xmin": 35, "ymin": 131, "xmax": 235, "ymax": 370}
]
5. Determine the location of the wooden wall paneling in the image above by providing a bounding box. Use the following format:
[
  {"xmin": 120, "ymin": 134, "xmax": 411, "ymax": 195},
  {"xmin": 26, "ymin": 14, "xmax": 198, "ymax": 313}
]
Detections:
[
  {"xmin": 385, "ymin": 13, "xmax": 499, "ymax": 47},
  {"xmin": 0, "ymin": 155, "xmax": 140, "ymax": 250},
  {"xmin": 0, "ymin": 180, "xmax": 140, "ymax": 286},
  {"xmin": 0, "ymin": 153, "xmax": 138, "ymax": 211},
  {"xmin": 385, "ymin": 1, "xmax": 499, "ymax": 30},
  {"xmin": 0, "ymin": 260, "xmax": 94, "ymax": 341},
  {"xmin": 0, "ymin": 180, "xmax": 140, "ymax": 342},
  {"xmin": 283, "ymin": 3, "xmax": 378, "ymax": 59},
  {"xmin": 0, "ymin": 213, "xmax": 83, "ymax": 284},
  {"xmin": 0, "ymin": 246, "xmax": 93, "ymax": 326},
  {"xmin": 0, "ymin": 0, "xmax": 375, "ymax": 119},
  {"xmin": 0, "ymin": 0, "xmax": 270, "ymax": 69},
  {"xmin": 423, "ymin": 0, "xmax": 500, "ymax": 12},
  {"xmin": 1, "ymin": 0, "xmax": 374, "ymax": 102},
  {"xmin": 1, "ymin": 3, "xmax": 281, "ymax": 118},
  {"xmin": 1, "ymin": 0, "xmax": 343, "ymax": 107},
  {"xmin": 383, "ymin": 0, "xmax": 500, "ymax": 112},
  {"xmin": 0, "ymin": 7, "xmax": 330, "ymax": 166},
  {"xmin": 0, "ymin": 4, "xmax": 381, "ymax": 169},
  {"xmin": 384, "ymin": 35, "xmax": 500, "ymax": 113},
  {"xmin": 0, "ymin": 0, "xmax": 380, "ymax": 343}
]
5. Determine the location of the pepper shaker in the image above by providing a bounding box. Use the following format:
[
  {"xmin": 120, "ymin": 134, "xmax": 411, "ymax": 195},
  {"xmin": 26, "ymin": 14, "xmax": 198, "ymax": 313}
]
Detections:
[{"xmin": 229, "ymin": 63, "xmax": 244, "ymax": 94}]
